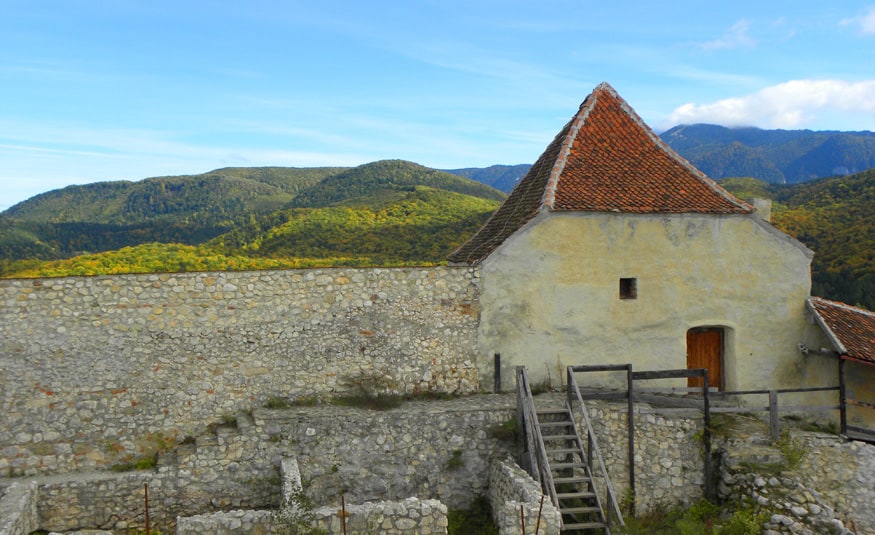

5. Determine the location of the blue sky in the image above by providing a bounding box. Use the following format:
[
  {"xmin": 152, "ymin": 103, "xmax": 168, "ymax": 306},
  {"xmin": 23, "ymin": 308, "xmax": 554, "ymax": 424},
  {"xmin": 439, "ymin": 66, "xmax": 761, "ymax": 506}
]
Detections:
[{"xmin": 2, "ymin": 1, "xmax": 875, "ymax": 210}]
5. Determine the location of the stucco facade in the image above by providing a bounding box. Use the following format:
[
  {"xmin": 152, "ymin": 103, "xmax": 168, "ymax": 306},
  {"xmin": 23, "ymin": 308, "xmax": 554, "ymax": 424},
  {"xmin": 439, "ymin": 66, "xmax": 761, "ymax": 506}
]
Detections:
[{"xmin": 479, "ymin": 210, "xmax": 815, "ymax": 391}]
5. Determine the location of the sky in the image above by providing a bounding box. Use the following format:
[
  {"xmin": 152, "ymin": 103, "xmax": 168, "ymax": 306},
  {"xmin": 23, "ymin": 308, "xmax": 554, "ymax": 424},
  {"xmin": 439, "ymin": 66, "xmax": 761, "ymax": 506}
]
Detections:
[{"xmin": 2, "ymin": 1, "xmax": 875, "ymax": 211}]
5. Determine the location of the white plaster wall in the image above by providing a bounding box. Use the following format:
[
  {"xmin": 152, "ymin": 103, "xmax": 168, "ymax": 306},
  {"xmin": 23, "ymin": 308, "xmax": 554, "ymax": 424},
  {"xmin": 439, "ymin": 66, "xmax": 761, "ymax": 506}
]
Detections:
[{"xmin": 479, "ymin": 211, "xmax": 815, "ymax": 393}]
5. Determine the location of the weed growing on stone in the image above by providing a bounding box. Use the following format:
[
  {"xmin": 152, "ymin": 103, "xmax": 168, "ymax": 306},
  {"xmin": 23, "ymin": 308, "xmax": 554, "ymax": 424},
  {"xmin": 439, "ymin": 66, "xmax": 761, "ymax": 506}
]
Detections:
[
  {"xmin": 447, "ymin": 449, "xmax": 464, "ymax": 470},
  {"xmin": 272, "ymin": 485, "xmax": 328, "ymax": 535},
  {"xmin": 487, "ymin": 417, "xmax": 518, "ymax": 442},
  {"xmin": 220, "ymin": 413, "xmax": 238, "ymax": 426},
  {"xmin": 777, "ymin": 430, "xmax": 807, "ymax": 470},
  {"xmin": 108, "ymin": 431, "xmax": 176, "ymax": 472},
  {"xmin": 266, "ymin": 396, "xmax": 294, "ymax": 409},
  {"xmin": 785, "ymin": 414, "xmax": 838, "ymax": 435}
]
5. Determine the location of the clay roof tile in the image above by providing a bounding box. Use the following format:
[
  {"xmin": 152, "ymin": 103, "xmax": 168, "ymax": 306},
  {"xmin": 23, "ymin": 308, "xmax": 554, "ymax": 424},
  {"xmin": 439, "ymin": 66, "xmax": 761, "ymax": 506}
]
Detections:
[
  {"xmin": 807, "ymin": 297, "xmax": 875, "ymax": 364},
  {"xmin": 449, "ymin": 83, "xmax": 752, "ymax": 265}
]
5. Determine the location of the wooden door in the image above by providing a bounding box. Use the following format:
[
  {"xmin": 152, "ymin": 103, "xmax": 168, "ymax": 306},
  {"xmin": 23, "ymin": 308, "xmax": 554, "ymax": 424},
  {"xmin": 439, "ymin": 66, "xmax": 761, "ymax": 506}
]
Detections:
[{"xmin": 687, "ymin": 328, "xmax": 723, "ymax": 391}]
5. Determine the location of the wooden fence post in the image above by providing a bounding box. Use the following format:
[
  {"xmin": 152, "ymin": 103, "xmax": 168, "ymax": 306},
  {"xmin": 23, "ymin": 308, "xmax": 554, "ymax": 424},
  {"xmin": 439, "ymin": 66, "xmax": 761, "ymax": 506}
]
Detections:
[{"xmin": 769, "ymin": 390, "xmax": 779, "ymax": 441}]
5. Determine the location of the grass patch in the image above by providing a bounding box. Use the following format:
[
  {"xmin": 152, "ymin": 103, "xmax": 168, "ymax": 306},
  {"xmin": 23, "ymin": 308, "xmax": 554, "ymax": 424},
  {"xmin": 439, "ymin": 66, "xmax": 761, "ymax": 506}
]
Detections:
[
  {"xmin": 265, "ymin": 396, "xmax": 294, "ymax": 409},
  {"xmin": 622, "ymin": 498, "xmax": 766, "ymax": 535},
  {"xmin": 111, "ymin": 452, "xmax": 158, "ymax": 472},
  {"xmin": 487, "ymin": 417, "xmax": 518, "ymax": 442},
  {"xmin": 447, "ymin": 496, "xmax": 498, "ymax": 535}
]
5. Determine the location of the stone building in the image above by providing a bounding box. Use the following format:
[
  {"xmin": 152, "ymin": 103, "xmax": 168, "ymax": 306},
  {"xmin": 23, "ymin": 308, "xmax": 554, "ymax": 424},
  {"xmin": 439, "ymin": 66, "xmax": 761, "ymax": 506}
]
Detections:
[
  {"xmin": 449, "ymin": 82, "xmax": 835, "ymax": 396},
  {"xmin": 805, "ymin": 296, "xmax": 875, "ymax": 437}
]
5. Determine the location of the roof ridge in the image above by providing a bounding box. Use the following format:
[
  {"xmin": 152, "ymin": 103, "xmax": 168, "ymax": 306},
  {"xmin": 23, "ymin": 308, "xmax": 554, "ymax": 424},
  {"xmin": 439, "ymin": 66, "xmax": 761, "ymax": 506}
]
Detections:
[{"xmin": 541, "ymin": 84, "xmax": 605, "ymax": 209}]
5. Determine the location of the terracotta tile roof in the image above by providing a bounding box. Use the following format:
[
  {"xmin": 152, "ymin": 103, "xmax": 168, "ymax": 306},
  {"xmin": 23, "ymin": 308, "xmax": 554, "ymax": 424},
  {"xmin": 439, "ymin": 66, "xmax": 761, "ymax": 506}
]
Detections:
[
  {"xmin": 448, "ymin": 82, "xmax": 753, "ymax": 265},
  {"xmin": 807, "ymin": 297, "xmax": 875, "ymax": 364}
]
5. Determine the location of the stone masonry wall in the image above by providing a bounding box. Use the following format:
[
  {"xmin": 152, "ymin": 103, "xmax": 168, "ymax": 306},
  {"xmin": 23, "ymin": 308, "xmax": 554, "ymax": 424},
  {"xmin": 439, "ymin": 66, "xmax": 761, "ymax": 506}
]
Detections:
[
  {"xmin": 488, "ymin": 458, "xmax": 561, "ymax": 535},
  {"xmin": 0, "ymin": 267, "xmax": 480, "ymax": 476},
  {"xmin": 719, "ymin": 426, "xmax": 875, "ymax": 534},
  {"xmin": 0, "ymin": 481, "xmax": 38, "ymax": 535},
  {"xmin": 176, "ymin": 499, "xmax": 448, "ymax": 535},
  {"xmin": 25, "ymin": 396, "xmax": 515, "ymax": 533}
]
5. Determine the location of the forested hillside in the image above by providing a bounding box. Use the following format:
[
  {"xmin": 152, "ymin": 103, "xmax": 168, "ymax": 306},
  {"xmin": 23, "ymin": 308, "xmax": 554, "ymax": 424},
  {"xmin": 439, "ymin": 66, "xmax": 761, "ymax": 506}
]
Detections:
[
  {"xmin": 721, "ymin": 170, "xmax": 875, "ymax": 309},
  {"xmin": 0, "ymin": 161, "xmax": 503, "ymax": 277},
  {"xmin": 661, "ymin": 124, "xmax": 875, "ymax": 184},
  {"xmin": 0, "ymin": 167, "xmax": 346, "ymax": 261}
]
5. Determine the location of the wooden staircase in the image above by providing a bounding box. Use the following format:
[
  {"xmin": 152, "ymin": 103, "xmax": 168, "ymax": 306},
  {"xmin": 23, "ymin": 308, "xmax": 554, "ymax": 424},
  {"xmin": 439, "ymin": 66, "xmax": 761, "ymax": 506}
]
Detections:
[{"xmin": 537, "ymin": 405, "xmax": 610, "ymax": 533}]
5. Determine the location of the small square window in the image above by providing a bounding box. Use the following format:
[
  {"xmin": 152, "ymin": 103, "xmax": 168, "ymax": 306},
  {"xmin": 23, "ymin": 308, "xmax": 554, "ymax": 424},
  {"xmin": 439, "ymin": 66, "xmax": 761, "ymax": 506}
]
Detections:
[{"xmin": 619, "ymin": 278, "xmax": 637, "ymax": 300}]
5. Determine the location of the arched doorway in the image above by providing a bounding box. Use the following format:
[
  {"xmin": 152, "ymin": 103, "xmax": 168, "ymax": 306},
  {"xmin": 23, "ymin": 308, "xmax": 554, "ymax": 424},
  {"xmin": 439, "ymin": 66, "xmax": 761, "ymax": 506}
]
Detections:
[{"xmin": 687, "ymin": 327, "xmax": 724, "ymax": 391}]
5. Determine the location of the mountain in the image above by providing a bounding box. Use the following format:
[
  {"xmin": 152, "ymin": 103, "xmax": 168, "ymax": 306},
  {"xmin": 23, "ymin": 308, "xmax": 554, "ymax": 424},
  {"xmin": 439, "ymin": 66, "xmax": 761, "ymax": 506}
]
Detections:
[
  {"xmin": 290, "ymin": 160, "xmax": 505, "ymax": 208},
  {"xmin": 720, "ymin": 170, "xmax": 875, "ymax": 309},
  {"xmin": 0, "ymin": 167, "xmax": 346, "ymax": 261},
  {"xmin": 4, "ymin": 166, "xmax": 345, "ymax": 225},
  {"xmin": 0, "ymin": 161, "xmax": 504, "ymax": 276},
  {"xmin": 660, "ymin": 124, "xmax": 875, "ymax": 184},
  {"xmin": 442, "ymin": 164, "xmax": 531, "ymax": 193}
]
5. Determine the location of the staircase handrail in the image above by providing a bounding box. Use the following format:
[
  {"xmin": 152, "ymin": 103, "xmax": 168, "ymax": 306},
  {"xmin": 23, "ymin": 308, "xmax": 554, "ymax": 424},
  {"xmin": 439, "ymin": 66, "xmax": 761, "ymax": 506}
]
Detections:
[
  {"xmin": 515, "ymin": 366, "xmax": 559, "ymax": 509},
  {"xmin": 566, "ymin": 368, "xmax": 625, "ymax": 528}
]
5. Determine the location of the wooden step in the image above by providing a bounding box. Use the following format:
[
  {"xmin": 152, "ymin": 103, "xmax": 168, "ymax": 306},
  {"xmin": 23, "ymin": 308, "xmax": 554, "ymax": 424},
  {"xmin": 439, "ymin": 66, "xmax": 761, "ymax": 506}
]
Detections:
[
  {"xmin": 556, "ymin": 491, "xmax": 597, "ymax": 500},
  {"xmin": 537, "ymin": 408, "xmax": 570, "ymax": 415},
  {"xmin": 551, "ymin": 462, "xmax": 586, "ymax": 470},
  {"xmin": 554, "ymin": 476, "xmax": 591, "ymax": 484},
  {"xmin": 562, "ymin": 521, "xmax": 606, "ymax": 530},
  {"xmin": 545, "ymin": 447, "xmax": 579, "ymax": 455},
  {"xmin": 542, "ymin": 434, "xmax": 577, "ymax": 441},
  {"xmin": 560, "ymin": 505, "xmax": 601, "ymax": 515},
  {"xmin": 540, "ymin": 421, "xmax": 573, "ymax": 427}
]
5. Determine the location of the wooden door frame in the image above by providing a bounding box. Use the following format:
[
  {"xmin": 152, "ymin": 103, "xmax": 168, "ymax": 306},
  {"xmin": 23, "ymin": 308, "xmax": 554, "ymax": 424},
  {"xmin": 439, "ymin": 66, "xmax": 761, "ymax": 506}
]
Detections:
[{"xmin": 686, "ymin": 327, "xmax": 725, "ymax": 392}]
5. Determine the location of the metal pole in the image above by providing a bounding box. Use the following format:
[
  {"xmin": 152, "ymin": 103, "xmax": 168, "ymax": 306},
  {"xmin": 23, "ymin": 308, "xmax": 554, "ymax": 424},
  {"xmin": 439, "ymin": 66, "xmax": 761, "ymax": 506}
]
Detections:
[
  {"xmin": 144, "ymin": 483, "xmax": 150, "ymax": 535},
  {"xmin": 626, "ymin": 364, "xmax": 635, "ymax": 514},
  {"xmin": 703, "ymin": 371, "xmax": 713, "ymax": 501},
  {"xmin": 341, "ymin": 494, "xmax": 347, "ymax": 535},
  {"xmin": 839, "ymin": 358, "xmax": 847, "ymax": 435},
  {"xmin": 535, "ymin": 494, "xmax": 544, "ymax": 534}
]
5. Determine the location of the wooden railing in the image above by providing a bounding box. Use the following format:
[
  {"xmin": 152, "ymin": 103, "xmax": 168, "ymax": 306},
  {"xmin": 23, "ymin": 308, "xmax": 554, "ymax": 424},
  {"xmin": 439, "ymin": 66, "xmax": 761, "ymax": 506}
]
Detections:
[
  {"xmin": 566, "ymin": 367, "xmax": 626, "ymax": 529},
  {"xmin": 712, "ymin": 386, "xmax": 840, "ymax": 440},
  {"xmin": 515, "ymin": 366, "xmax": 559, "ymax": 508}
]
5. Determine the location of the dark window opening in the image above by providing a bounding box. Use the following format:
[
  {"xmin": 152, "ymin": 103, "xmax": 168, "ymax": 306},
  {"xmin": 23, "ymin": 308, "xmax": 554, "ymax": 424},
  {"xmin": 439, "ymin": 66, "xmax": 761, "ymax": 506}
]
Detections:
[{"xmin": 619, "ymin": 278, "xmax": 637, "ymax": 299}]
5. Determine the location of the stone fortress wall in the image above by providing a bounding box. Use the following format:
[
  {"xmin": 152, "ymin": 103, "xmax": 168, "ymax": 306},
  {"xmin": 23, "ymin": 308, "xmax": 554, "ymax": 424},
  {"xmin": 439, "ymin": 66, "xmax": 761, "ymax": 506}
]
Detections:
[
  {"xmin": 0, "ymin": 267, "xmax": 480, "ymax": 476},
  {"xmin": 2, "ymin": 267, "xmax": 875, "ymax": 534}
]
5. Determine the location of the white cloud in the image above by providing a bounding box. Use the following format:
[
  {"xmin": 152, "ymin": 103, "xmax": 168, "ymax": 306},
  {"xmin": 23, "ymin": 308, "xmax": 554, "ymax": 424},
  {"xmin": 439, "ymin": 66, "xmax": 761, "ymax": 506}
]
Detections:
[
  {"xmin": 841, "ymin": 6, "xmax": 875, "ymax": 34},
  {"xmin": 700, "ymin": 20, "xmax": 756, "ymax": 51},
  {"xmin": 666, "ymin": 80, "xmax": 875, "ymax": 129}
]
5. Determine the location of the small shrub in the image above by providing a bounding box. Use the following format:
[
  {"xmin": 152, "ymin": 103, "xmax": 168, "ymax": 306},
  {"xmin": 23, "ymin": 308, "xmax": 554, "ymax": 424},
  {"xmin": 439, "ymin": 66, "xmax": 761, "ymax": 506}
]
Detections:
[
  {"xmin": 777, "ymin": 430, "xmax": 807, "ymax": 470},
  {"xmin": 715, "ymin": 506, "xmax": 769, "ymax": 535}
]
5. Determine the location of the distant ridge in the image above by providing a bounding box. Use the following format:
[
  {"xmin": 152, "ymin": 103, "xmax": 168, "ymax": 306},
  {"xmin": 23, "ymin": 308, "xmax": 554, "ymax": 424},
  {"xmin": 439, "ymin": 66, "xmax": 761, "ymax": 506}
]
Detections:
[
  {"xmin": 660, "ymin": 124, "xmax": 875, "ymax": 184},
  {"xmin": 442, "ymin": 164, "xmax": 531, "ymax": 193}
]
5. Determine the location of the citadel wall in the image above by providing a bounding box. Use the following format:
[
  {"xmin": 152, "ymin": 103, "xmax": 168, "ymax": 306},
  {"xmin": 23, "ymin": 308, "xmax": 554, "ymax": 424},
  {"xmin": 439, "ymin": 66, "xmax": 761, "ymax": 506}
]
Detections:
[{"xmin": 0, "ymin": 267, "xmax": 480, "ymax": 475}]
